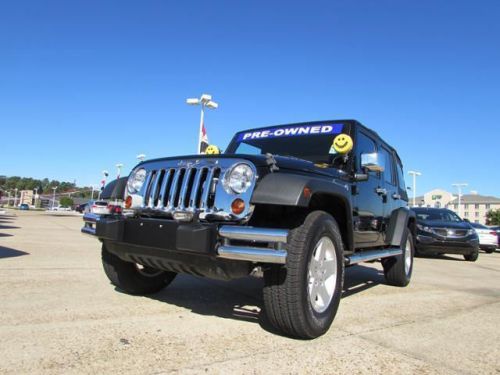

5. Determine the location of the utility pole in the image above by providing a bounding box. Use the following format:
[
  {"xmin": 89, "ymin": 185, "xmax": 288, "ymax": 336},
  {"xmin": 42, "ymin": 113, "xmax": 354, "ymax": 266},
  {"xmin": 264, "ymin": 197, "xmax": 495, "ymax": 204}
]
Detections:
[
  {"xmin": 51, "ymin": 187, "xmax": 57, "ymax": 210},
  {"xmin": 452, "ymin": 183, "xmax": 468, "ymax": 218},
  {"xmin": 407, "ymin": 171, "xmax": 422, "ymax": 207}
]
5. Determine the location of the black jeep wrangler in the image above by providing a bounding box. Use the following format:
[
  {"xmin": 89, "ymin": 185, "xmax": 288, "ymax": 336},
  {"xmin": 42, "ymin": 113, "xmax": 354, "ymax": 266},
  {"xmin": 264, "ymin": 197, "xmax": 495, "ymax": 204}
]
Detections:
[{"xmin": 83, "ymin": 120, "xmax": 415, "ymax": 339}]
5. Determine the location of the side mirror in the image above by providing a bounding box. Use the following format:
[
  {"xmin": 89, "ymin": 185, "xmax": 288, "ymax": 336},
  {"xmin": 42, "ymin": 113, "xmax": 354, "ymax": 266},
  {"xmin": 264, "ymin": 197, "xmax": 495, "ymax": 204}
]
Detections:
[
  {"xmin": 361, "ymin": 152, "xmax": 384, "ymax": 172},
  {"xmin": 463, "ymin": 218, "xmax": 470, "ymax": 223},
  {"xmin": 354, "ymin": 173, "xmax": 369, "ymax": 182}
]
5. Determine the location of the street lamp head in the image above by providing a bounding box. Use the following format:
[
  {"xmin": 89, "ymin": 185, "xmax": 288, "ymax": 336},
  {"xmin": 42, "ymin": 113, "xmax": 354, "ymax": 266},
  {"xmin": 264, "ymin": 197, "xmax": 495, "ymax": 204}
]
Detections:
[
  {"xmin": 200, "ymin": 94, "xmax": 212, "ymax": 104},
  {"xmin": 186, "ymin": 98, "xmax": 200, "ymax": 105},
  {"xmin": 102, "ymin": 170, "xmax": 109, "ymax": 176},
  {"xmin": 206, "ymin": 100, "xmax": 218, "ymax": 109},
  {"xmin": 136, "ymin": 154, "xmax": 146, "ymax": 161},
  {"xmin": 116, "ymin": 163, "xmax": 123, "ymax": 168}
]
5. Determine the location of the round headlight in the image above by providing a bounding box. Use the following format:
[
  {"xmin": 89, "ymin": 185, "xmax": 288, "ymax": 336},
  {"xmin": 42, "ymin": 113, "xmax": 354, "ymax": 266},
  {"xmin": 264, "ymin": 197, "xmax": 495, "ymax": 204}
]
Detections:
[
  {"xmin": 127, "ymin": 168, "xmax": 147, "ymax": 194},
  {"xmin": 224, "ymin": 163, "xmax": 254, "ymax": 194}
]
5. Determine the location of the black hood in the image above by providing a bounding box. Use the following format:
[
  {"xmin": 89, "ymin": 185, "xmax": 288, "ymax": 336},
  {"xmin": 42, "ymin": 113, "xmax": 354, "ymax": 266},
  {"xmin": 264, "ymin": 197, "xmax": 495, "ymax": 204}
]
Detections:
[{"xmin": 142, "ymin": 153, "xmax": 343, "ymax": 178}]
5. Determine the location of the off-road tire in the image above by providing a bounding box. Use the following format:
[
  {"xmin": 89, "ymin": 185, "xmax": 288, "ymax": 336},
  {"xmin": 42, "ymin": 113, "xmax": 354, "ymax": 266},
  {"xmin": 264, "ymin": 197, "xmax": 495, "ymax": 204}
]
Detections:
[
  {"xmin": 263, "ymin": 211, "xmax": 344, "ymax": 339},
  {"xmin": 102, "ymin": 246, "xmax": 177, "ymax": 295},
  {"xmin": 464, "ymin": 249, "xmax": 479, "ymax": 262},
  {"xmin": 382, "ymin": 228, "xmax": 414, "ymax": 287}
]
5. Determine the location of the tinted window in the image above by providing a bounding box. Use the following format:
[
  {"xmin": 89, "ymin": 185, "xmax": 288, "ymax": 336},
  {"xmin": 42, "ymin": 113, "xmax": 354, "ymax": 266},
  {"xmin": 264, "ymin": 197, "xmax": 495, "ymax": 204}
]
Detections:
[
  {"xmin": 380, "ymin": 147, "xmax": 395, "ymax": 185},
  {"xmin": 396, "ymin": 161, "xmax": 406, "ymax": 191},
  {"xmin": 413, "ymin": 209, "xmax": 462, "ymax": 222}
]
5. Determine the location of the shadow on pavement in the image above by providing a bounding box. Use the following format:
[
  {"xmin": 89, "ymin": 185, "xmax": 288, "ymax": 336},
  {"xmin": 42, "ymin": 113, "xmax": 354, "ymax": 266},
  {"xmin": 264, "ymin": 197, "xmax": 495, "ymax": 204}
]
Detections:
[
  {"xmin": 416, "ymin": 253, "xmax": 465, "ymax": 262},
  {"xmin": 0, "ymin": 245, "xmax": 30, "ymax": 259},
  {"xmin": 138, "ymin": 263, "xmax": 385, "ymax": 335},
  {"xmin": 0, "ymin": 225, "xmax": 20, "ymax": 230},
  {"xmin": 0, "ymin": 233, "xmax": 13, "ymax": 237}
]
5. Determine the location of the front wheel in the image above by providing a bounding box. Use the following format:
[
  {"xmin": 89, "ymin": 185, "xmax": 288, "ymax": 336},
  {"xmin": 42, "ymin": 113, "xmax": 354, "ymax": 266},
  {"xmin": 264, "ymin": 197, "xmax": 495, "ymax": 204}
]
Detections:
[
  {"xmin": 382, "ymin": 228, "xmax": 414, "ymax": 287},
  {"xmin": 263, "ymin": 211, "xmax": 345, "ymax": 339},
  {"xmin": 464, "ymin": 248, "xmax": 479, "ymax": 262},
  {"xmin": 102, "ymin": 246, "xmax": 177, "ymax": 295}
]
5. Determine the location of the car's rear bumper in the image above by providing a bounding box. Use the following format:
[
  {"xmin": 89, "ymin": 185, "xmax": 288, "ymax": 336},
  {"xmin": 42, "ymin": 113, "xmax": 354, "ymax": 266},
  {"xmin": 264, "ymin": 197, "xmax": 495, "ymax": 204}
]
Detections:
[
  {"xmin": 82, "ymin": 213, "xmax": 288, "ymax": 265},
  {"xmin": 416, "ymin": 234, "xmax": 479, "ymax": 255}
]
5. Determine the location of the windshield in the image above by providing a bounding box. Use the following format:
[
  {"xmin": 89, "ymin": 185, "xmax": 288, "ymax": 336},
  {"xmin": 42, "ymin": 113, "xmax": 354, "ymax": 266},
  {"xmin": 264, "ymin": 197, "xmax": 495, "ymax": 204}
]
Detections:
[
  {"xmin": 413, "ymin": 209, "xmax": 462, "ymax": 222},
  {"xmin": 226, "ymin": 123, "xmax": 349, "ymax": 164}
]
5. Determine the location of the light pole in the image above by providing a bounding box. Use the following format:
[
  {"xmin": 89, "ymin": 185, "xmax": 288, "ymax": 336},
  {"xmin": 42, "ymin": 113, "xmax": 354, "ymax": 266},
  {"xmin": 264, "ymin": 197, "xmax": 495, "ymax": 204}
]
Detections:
[
  {"xmin": 452, "ymin": 183, "xmax": 468, "ymax": 218},
  {"xmin": 14, "ymin": 188, "xmax": 18, "ymax": 207},
  {"xmin": 137, "ymin": 154, "xmax": 146, "ymax": 162},
  {"xmin": 116, "ymin": 163, "xmax": 124, "ymax": 179},
  {"xmin": 51, "ymin": 186, "xmax": 57, "ymax": 210},
  {"xmin": 34, "ymin": 188, "xmax": 38, "ymax": 206},
  {"xmin": 186, "ymin": 93, "xmax": 219, "ymax": 154},
  {"xmin": 407, "ymin": 171, "xmax": 422, "ymax": 207},
  {"xmin": 99, "ymin": 170, "xmax": 109, "ymax": 199}
]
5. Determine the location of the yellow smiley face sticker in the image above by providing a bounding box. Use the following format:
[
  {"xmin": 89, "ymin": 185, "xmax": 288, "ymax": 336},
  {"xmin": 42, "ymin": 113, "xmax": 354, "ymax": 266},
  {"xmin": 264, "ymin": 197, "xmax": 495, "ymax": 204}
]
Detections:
[
  {"xmin": 205, "ymin": 145, "xmax": 220, "ymax": 155},
  {"xmin": 332, "ymin": 134, "xmax": 353, "ymax": 154}
]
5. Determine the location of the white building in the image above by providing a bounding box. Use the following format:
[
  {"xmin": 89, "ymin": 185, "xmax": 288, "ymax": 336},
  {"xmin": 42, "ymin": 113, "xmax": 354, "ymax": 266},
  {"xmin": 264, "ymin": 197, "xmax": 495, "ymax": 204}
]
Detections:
[{"xmin": 413, "ymin": 189, "xmax": 500, "ymax": 225}]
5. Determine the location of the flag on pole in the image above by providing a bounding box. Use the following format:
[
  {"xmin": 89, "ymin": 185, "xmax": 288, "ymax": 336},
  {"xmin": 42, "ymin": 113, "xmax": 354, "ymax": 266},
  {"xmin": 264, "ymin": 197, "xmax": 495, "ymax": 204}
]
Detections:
[{"xmin": 200, "ymin": 120, "xmax": 209, "ymax": 154}]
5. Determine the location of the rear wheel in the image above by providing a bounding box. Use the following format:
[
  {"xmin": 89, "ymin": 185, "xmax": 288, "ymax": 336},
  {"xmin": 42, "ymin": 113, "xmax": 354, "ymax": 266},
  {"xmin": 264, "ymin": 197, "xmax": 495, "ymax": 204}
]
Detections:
[
  {"xmin": 382, "ymin": 228, "xmax": 414, "ymax": 287},
  {"xmin": 263, "ymin": 211, "xmax": 344, "ymax": 339},
  {"xmin": 102, "ymin": 246, "xmax": 177, "ymax": 295}
]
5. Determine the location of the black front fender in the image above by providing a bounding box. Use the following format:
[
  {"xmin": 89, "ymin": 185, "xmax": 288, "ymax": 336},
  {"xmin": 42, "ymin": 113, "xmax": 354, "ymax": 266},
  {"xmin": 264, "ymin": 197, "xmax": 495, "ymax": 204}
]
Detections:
[{"xmin": 251, "ymin": 173, "xmax": 350, "ymax": 207}]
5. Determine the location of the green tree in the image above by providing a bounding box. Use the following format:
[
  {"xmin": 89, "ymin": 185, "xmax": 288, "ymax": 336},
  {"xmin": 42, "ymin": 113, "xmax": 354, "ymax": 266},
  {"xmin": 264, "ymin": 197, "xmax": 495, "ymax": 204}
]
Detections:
[
  {"xmin": 486, "ymin": 209, "xmax": 500, "ymax": 226},
  {"xmin": 59, "ymin": 196, "xmax": 74, "ymax": 207}
]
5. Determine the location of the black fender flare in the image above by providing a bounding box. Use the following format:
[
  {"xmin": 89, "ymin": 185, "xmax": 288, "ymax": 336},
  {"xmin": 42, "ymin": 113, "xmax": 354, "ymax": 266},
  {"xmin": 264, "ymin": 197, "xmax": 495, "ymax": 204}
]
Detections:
[
  {"xmin": 251, "ymin": 173, "xmax": 354, "ymax": 250},
  {"xmin": 386, "ymin": 207, "xmax": 416, "ymax": 247}
]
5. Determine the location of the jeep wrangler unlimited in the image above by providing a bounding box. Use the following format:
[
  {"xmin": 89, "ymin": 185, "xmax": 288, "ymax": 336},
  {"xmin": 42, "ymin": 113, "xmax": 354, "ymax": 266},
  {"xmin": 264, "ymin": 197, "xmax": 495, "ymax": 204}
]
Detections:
[{"xmin": 83, "ymin": 120, "xmax": 415, "ymax": 339}]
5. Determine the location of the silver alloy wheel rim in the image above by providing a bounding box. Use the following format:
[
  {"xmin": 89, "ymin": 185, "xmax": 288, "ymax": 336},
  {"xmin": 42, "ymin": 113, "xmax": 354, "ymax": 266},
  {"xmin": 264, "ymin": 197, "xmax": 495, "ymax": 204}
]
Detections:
[
  {"xmin": 308, "ymin": 236, "xmax": 337, "ymax": 313},
  {"xmin": 135, "ymin": 264, "xmax": 164, "ymax": 277},
  {"xmin": 404, "ymin": 237, "xmax": 412, "ymax": 275}
]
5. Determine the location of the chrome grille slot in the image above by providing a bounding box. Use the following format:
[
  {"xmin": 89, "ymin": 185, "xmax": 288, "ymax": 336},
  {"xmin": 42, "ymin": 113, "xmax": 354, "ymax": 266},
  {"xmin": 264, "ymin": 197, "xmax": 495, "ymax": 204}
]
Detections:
[
  {"xmin": 143, "ymin": 170, "xmax": 156, "ymax": 207},
  {"xmin": 178, "ymin": 168, "xmax": 195, "ymax": 209},
  {"xmin": 173, "ymin": 168, "xmax": 186, "ymax": 208},
  {"xmin": 151, "ymin": 169, "xmax": 165, "ymax": 207},
  {"xmin": 166, "ymin": 168, "xmax": 183, "ymax": 210},
  {"xmin": 190, "ymin": 168, "xmax": 206, "ymax": 209},
  {"xmin": 157, "ymin": 169, "xmax": 174, "ymax": 208}
]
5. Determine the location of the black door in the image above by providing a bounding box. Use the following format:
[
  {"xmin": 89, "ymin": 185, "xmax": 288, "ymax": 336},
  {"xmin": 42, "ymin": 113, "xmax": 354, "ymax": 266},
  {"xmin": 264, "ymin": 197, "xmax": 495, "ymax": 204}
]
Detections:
[
  {"xmin": 378, "ymin": 145, "xmax": 398, "ymax": 243},
  {"xmin": 352, "ymin": 131, "xmax": 385, "ymax": 248}
]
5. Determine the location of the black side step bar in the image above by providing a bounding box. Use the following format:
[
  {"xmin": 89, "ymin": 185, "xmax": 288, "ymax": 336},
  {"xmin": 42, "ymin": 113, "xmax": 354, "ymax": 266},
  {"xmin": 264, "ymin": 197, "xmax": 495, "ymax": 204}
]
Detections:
[{"xmin": 345, "ymin": 248, "xmax": 402, "ymax": 266}]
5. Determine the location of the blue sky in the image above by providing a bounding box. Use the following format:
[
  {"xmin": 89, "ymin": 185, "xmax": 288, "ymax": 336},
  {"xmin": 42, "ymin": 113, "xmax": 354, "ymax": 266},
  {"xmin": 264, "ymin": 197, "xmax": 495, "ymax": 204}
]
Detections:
[{"xmin": 1, "ymin": 0, "xmax": 499, "ymax": 196}]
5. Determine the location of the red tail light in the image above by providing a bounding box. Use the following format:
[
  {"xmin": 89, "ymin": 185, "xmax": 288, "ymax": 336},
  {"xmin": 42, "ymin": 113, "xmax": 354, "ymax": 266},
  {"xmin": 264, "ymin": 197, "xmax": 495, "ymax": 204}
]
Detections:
[
  {"xmin": 107, "ymin": 204, "xmax": 122, "ymax": 214},
  {"xmin": 490, "ymin": 231, "xmax": 497, "ymax": 236}
]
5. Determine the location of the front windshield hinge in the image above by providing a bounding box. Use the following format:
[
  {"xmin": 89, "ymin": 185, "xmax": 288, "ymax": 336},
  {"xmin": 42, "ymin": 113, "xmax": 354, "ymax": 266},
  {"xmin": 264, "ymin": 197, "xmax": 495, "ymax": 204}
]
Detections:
[{"xmin": 265, "ymin": 153, "xmax": 279, "ymax": 173}]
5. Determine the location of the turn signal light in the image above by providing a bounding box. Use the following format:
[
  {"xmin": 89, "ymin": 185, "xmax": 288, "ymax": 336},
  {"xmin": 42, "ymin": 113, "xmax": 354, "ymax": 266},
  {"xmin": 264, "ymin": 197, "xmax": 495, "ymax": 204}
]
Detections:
[
  {"xmin": 125, "ymin": 196, "xmax": 132, "ymax": 209},
  {"xmin": 231, "ymin": 198, "xmax": 245, "ymax": 215}
]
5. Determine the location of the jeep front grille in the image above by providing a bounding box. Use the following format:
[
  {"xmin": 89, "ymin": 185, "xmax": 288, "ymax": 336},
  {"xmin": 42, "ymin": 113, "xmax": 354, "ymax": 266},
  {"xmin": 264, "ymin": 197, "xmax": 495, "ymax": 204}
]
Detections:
[{"xmin": 142, "ymin": 166, "xmax": 221, "ymax": 212}]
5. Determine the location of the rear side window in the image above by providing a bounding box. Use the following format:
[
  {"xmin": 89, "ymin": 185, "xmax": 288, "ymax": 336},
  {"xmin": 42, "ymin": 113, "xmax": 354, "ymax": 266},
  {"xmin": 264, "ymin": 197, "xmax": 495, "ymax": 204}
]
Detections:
[
  {"xmin": 379, "ymin": 146, "xmax": 395, "ymax": 185},
  {"xmin": 396, "ymin": 162, "xmax": 406, "ymax": 191}
]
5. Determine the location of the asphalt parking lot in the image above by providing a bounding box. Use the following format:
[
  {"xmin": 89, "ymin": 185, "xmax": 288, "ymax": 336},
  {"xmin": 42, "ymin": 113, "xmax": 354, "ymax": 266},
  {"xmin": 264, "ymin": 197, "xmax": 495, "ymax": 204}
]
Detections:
[{"xmin": 0, "ymin": 211, "xmax": 499, "ymax": 374}]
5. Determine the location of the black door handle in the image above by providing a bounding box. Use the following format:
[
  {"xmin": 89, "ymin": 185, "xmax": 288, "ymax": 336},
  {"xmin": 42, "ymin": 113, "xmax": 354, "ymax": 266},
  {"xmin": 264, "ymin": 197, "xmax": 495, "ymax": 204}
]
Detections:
[{"xmin": 392, "ymin": 193, "xmax": 401, "ymax": 200}]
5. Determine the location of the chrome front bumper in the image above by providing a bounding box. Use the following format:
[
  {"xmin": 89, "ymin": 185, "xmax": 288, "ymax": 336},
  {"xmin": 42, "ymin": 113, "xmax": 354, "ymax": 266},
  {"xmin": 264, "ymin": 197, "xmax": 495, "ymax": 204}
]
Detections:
[{"xmin": 82, "ymin": 213, "xmax": 288, "ymax": 264}]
